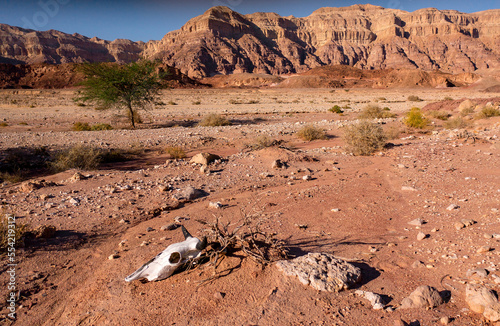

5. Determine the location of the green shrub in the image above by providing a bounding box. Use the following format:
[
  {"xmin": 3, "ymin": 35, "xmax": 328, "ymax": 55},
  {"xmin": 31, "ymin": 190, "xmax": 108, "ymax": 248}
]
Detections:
[
  {"xmin": 0, "ymin": 122, "xmax": 8, "ymax": 127},
  {"xmin": 199, "ymin": 114, "xmax": 232, "ymax": 127},
  {"xmin": 444, "ymin": 96, "xmax": 453, "ymax": 101},
  {"xmin": 329, "ymin": 105, "xmax": 344, "ymax": 114},
  {"xmin": 296, "ymin": 125, "xmax": 327, "ymax": 141},
  {"xmin": 167, "ymin": 101, "xmax": 177, "ymax": 105},
  {"xmin": 359, "ymin": 105, "xmax": 396, "ymax": 119},
  {"xmin": 343, "ymin": 121, "xmax": 387, "ymax": 156},
  {"xmin": 0, "ymin": 213, "xmax": 29, "ymax": 252},
  {"xmin": 404, "ymin": 107, "xmax": 429, "ymax": 129},
  {"xmin": 51, "ymin": 145, "xmax": 103, "ymax": 171},
  {"xmin": 476, "ymin": 106, "xmax": 500, "ymax": 119},
  {"xmin": 444, "ymin": 117, "xmax": 469, "ymax": 129},
  {"xmin": 407, "ymin": 95, "xmax": 423, "ymax": 102},
  {"xmin": 166, "ymin": 147, "xmax": 186, "ymax": 159}
]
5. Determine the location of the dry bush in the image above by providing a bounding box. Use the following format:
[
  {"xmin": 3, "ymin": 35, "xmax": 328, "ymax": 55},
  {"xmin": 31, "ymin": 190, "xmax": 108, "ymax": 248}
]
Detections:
[
  {"xmin": 0, "ymin": 147, "xmax": 51, "ymax": 183},
  {"xmin": 91, "ymin": 123, "xmax": 113, "ymax": 131},
  {"xmin": 359, "ymin": 105, "xmax": 396, "ymax": 119},
  {"xmin": 328, "ymin": 105, "xmax": 344, "ymax": 114},
  {"xmin": 343, "ymin": 120, "xmax": 387, "ymax": 156},
  {"xmin": 51, "ymin": 145, "xmax": 103, "ymax": 171},
  {"xmin": 166, "ymin": 146, "xmax": 186, "ymax": 159},
  {"xmin": 476, "ymin": 106, "xmax": 500, "ymax": 119},
  {"xmin": 73, "ymin": 122, "xmax": 113, "ymax": 131},
  {"xmin": 407, "ymin": 95, "xmax": 423, "ymax": 102},
  {"xmin": 426, "ymin": 110, "xmax": 451, "ymax": 121},
  {"xmin": 248, "ymin": 135, "xmax": 281, "ymax": 150},
  {"xmin": 196, "ymin": 204, "xmax": 288, "ymax": 284},
  {"xmin": 199, "ymin": 114, "xmax": 232, "ymax": 127},
  {"xmin": 296, "ymin": 125, "xmax": 327, "ymax": 141},
  {"xmin": 444, "ymin": 117, "xmax": 469, "ymax": 129},
  {"xmin": 0, "ymin": 213, "xmax": 29, "ymax": 252},
  {"xmin": 404, "ymin": 107, "xmax": 429, "ymax": 129}
]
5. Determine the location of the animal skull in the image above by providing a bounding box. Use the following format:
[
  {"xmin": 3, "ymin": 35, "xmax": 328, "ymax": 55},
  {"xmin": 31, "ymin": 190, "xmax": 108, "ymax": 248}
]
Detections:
[{"xmin": 125, "ymin": 226, "xmax": 207, "ymax": 282}]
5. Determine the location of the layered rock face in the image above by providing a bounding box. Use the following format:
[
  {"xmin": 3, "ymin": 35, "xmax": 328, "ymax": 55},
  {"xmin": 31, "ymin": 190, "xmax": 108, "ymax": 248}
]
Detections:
[
  {"xmin": 0, "ymin": 24, "xmax": 144, "ymax": 64},
  {"xmin": 1, "ymin": 5, "xmax": 499, "ymax": 78},
  {"xmin": 142, "ymin": 5, "xmax": 500, "ymax": 77}
]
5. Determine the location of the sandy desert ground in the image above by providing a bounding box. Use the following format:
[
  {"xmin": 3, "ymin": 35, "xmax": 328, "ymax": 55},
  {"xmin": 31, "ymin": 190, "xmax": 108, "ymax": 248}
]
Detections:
[{"xmin": 0, "ymin": 87, "xmax": 500, "ymax": 325}]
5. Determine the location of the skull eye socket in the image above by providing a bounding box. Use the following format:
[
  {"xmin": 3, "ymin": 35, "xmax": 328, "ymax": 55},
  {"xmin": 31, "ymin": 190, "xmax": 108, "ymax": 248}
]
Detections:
[{"xmin": 169, "ymin": 252, "xmax": 181, "ymax": 264}]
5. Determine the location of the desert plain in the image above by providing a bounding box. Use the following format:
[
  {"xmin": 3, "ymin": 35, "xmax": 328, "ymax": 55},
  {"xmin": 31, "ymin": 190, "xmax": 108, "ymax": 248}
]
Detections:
[{"xmin": 0, "ymin": 84, "xmax": 498, "ymax": 326}]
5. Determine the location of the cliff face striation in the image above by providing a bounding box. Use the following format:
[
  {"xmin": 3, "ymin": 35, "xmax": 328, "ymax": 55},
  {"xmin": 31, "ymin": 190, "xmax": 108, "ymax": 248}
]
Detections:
[
  {"xmin": 1, "ymin": 5, "xmax": 499, "ymax": 78},
  {"xmin": 142, "ymin": 5, "xmax": 499, "ymax": 77},
  {"xmin": 0, "ymin": 24, "xmax": 144, "ymax": 65}
]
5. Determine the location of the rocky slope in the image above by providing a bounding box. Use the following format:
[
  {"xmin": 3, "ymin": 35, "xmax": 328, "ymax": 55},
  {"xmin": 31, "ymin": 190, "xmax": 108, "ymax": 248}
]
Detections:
[
  {"xmin": 0, "ymin": 63, "xmax": 204, "ymax": 89},
  {"xmin": 142, "ymin": 5, "xmax": 500, "ymax": 77},
  {"xmin": 0, "ymin": 24, "xmax": 144, "ymax": 64},
  {"xmin": 1, "ymin": 5, "xmax": 499, "ymax": 79}
]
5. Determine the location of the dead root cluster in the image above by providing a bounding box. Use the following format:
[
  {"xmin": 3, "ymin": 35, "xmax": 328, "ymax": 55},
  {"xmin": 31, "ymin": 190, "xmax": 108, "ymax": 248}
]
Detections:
[{"xmin": 194, "ymin": 205, "xmax": 289, "ymax": 284}]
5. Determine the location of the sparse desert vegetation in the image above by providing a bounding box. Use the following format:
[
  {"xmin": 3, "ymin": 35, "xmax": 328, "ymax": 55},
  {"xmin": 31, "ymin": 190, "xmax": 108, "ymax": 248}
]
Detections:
[{"xmin": 343, "ymin": 120, "xmax": 387, "ymax": 155}]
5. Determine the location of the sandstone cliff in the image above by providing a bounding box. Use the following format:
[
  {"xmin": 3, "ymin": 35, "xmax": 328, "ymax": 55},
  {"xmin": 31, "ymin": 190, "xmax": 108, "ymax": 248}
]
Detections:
[
  {"xmin": 1, "ymin": 5, "xmax": 499, "ymax": 78},
  {"xmin": 0, "ymin": 24, "xmax": 144, "ymax": 64},
  {"xmin": 142, "ymin": 5, "xmax": 499, "ymax": 77}
]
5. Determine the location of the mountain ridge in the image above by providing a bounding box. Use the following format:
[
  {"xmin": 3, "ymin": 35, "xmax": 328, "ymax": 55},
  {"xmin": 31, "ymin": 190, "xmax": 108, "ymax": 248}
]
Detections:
[{"xmin": 1, "ymin": 5, "xmax": 499, "ymax": 78}]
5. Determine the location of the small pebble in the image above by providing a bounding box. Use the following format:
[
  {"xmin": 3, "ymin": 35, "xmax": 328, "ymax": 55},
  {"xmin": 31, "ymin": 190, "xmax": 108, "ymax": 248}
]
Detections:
[{"xmin": 417, "ymin": 232, "xmax": 427, "ymax": 241}]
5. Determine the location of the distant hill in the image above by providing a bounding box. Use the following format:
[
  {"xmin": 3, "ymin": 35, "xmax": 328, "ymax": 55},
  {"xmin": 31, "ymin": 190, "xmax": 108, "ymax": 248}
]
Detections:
[{"xmin": 1, "ymin": 5, "xmax": 499, "ymax": 79}]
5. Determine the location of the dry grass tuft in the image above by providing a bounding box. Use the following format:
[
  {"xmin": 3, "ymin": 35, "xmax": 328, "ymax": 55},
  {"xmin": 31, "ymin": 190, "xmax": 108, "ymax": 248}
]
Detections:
[
  {"xmin": 359, "ymin": 105, "xmax": 396, "ymax": 119},
  {"xmin": 199, "ymin": 114, "xmax": 232, "ymax": 127},
  {"xmin": 166, "ymin": 147, "xmax": 187, "ymax": 159},
  {"xmin": 296, "ymin": 125, "xmax": 327, "ymax": 141}
]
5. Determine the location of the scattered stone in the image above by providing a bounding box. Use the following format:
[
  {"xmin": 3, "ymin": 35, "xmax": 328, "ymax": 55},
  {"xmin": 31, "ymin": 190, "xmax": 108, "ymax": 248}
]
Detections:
[
  {"xmin": 214, "ymin": 292, "xmax": 225, "ymax": 300},
  {"xmin": 276, "ymin": 253, "xmax": 362, "ymax": 292},
  {"xmin": 408, "ymin": 218, "xmax": 425, "ymax": 226},
  {"xmin": 108, "ymin": 254, "xmax": 119, "ymax": 260},
  {"xmin": 33, "ymin": 225, "xmax": 57, "ymax": 239},
  {"xmin": 440, "ymin": 316, "xmax": 451, "ymax": 325},
  {"xmin": 467, "ymin": 268, "xmax": 489, "ymax": 279},
  {"xmin": 172, "ymin": 186, "xmax": 206, "ymax": 202},
  {"xmin": 69, "ymin": 172, "xmax": 86, "ymax": 182},
  {"xmin": 400, "ymin": 285, "xmax": 444, "ymax": 309},
  {"xmin": 465, "ymin": 284, "xmax": 500, "ymax": 322},
  {"xmin": 208, "ymin": 202, "xmax": 222, "ymax": 209},
  {"xmin": 272, "ymin": 159, "xmax": 285, "ymax": 169},
  {"xmin": 200, "ymin": 165, "xmax": 209, "ymax": 174},
  {"xmin": 158, "ymin": 185, "xmax": 171, "ymax": 192},
  {"xmin": 401, "ymin": 186, "xmax": 417, "ymax": 191},
  {"xmin": 355, "ymin": 290, "xmax": 385, "ymax": 310},
  {"xmin": 190, "ymin": 152, "xmax": 220, "ymax": 165},
  {"xmin": 431, "ymin": 228, "xmax": 439, "ymax": 233},
  {"xmin": 69, "ymin": 197, "xmax": 80, "ymax": 205},
  {"xmin": 411, "ymin": 260, "xmax": 425, "ymax": 268},
  {"xmin": 161, "ymin": 223, "xmax": 179, "ymax": 231},
  {"xmin": 417, "ymin": 232, "xmax": 427, "ymax": 241},
  {"xmin": 331, "ymin": 208, "xmax": 340, "ymax": 212},
  {"xmin": 393, "ymin": 319, "xmax": 409, "ymax": 326},
  {"xmin": 146, "ymin": 227, "xmax": 154, "ymax": 232},
  {"xmin": 19, "ymin": 179, "xmax": 56, "ymax": 193},
  {"xmin": 302, "ymin": 175, "xmax": 312, "ymax": 181},
  {"xmin": 446, "ymin": 204, "xmax": 459, "ymax": 211},
  {"xmin": 477, "ymin": 246, "xmax": 492, "ymax": 254}
]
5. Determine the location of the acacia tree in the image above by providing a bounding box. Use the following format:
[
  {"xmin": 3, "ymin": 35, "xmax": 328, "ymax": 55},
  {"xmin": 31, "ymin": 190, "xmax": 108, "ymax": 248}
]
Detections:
[{"xmin": 76, "ymin": 60, "xmax": 165, "ymax": 128}]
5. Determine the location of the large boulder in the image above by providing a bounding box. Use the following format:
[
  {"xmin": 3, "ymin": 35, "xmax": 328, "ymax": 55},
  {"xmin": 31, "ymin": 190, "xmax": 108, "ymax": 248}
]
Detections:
[
  {"xmin": 465, "ymin": 284, "xmax": 500, "ymax": 322},
  {"xmin": 400, "ymin": 285, "xmax": 444, "ymax": 309},
  {"xmin": 276, "ymin": 253, "xmax": 362, "ymax": 292}
]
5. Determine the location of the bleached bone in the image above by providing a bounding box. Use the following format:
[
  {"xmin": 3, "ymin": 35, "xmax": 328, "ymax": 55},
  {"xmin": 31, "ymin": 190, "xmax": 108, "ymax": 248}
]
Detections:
[{"xmin": 125, "ymin": 226, "xmax": 207, "ymax": 282}]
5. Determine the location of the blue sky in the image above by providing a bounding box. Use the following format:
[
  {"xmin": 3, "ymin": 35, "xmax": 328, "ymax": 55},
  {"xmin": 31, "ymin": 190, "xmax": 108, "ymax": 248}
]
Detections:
[{"xmin": 1, "ymin": 0, "xmax": 498, "ymax": 42}]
